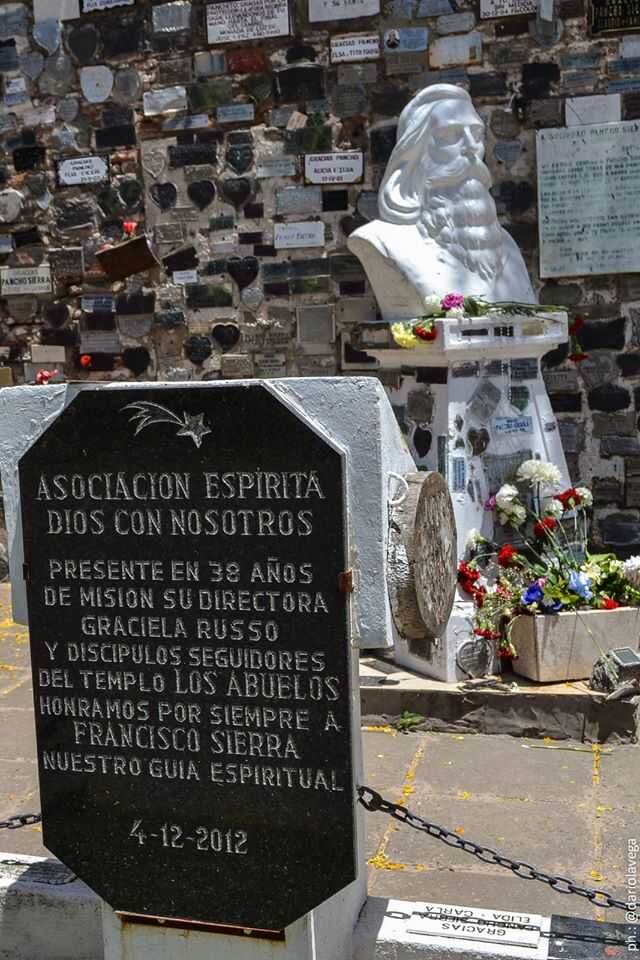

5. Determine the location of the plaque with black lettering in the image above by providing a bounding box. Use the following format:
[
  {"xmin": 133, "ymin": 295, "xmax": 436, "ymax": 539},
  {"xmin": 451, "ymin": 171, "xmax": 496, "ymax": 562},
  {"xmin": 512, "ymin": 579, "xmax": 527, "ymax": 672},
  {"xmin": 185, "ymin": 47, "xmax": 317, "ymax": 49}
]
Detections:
[
  {"xmin": 19, "ymin": 384, "xmax": 355, "ymax": 930},
  {"xmin": 590, "ymin": 0, "xmax": 640, "ymax": 33}
]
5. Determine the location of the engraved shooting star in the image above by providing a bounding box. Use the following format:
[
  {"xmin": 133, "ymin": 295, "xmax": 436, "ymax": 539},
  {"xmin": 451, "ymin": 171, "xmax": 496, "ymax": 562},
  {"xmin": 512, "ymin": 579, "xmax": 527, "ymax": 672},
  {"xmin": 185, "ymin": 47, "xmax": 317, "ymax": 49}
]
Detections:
[{"xmin": 123, "ymin": 401, "xmax": 212, "ymax": 449}]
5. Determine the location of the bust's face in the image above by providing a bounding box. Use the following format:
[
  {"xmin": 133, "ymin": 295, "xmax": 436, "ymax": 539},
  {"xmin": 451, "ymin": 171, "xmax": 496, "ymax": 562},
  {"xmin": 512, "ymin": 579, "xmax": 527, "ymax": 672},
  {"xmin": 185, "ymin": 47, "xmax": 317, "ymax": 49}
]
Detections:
[{"xmin": 423, "ymin": 100, "xmax": 485, "ymax": 183}]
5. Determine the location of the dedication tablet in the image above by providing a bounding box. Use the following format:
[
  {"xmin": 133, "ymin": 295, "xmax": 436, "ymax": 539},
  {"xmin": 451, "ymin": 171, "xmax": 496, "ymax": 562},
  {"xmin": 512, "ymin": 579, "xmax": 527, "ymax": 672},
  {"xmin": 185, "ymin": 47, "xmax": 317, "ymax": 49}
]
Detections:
[{"xmin": 19, "ymin": 384, "xmax": 356, "ymax": 929}]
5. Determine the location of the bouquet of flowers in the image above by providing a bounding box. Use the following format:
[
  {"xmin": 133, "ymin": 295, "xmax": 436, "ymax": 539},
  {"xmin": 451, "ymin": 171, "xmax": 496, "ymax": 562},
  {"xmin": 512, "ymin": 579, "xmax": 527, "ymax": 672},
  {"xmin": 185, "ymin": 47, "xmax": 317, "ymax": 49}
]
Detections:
[
  {"xmin": 390, "ymin": 293, "xmax": 563, "ymax": 349},
  {"xmin": 458, "ymin": 459, "xmax": 640, "ymax": 659}
]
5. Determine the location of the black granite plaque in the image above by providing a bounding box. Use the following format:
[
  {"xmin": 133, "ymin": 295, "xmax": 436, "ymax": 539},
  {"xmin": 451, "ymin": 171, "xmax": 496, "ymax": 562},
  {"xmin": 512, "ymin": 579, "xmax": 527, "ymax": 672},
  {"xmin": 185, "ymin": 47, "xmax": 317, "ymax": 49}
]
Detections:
[
  {"xmin": 19, "ymin": 385, "xmax": 355, "ymax": 930},
  {"xmin": 590, "ymin": 0, "xmax": 640, "ymax": 32}
]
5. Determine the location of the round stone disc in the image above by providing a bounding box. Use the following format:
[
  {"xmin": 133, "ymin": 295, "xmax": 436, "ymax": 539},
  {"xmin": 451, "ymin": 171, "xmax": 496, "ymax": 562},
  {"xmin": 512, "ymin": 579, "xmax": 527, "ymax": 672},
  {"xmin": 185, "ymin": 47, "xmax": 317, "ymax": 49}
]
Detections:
[{"xmin": 413, "ymin": 471, "xmax": 457, "ymax": 638}]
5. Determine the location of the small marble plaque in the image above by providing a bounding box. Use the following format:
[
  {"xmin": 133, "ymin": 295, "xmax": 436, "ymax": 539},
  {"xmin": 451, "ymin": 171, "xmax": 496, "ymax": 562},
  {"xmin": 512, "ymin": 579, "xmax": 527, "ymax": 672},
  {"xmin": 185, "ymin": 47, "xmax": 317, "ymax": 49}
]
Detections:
[
  {"xmin": 436, "ymin": 11, "xmax": 476, "ymax": 31},
  {"xmin": 309, "ymin": 0, "xmax": 379, "ymax": 20},
  {"xmin": 275, "ymin": 185, "xmax": 322, "ymax": 214},
  {"xmin": 206, "ymin": 0, "xmax": 289, "ymax": 44},
  {"xmin": 254, "ymin": 351, "xmax": 287, "ymax": 377},
  {"xmin": 143, "ymin": 85, "xmax": 188, "ymax": 116},
  {"xmin": 304, "ymin": 151, "xmax": 363, "ymax": 184},
  {"xmin": 152, "ymin": 1, "xmax": 191, "ymax": 32},
  {"xmin": 429, "ymin": 32, "xmax": 482, "ymax": 67},
  {"xmin": 383, "ymin": 27, "xmax": 428, "ymax": 52},
  {"xmin": 337, "ymin": 62, "xmax": 377, "ymax": 84},
  {"xmin": 566, "ymin": 93, "xmax": 621, "ymax": 126},
  {"xmin": 220, "ymin": 352, "xmax": 253, "ymax": 378},
  {"xmin": 256, "ymin": 156, "xmax": 297, "ymax": 178},
  {"xmin": 297, "ymin": 304, "xmax": 335, "ymax": 344},
  {"xmin": 82, "ymin": 0, "xmax": 133, "ymax": 9},
  {"xmin": 34, "ymin": 0, "xmax": 79, "ymax": 19},
  {"xmin": 0, "ymin": 265, "xmax": 52, "ymax": 295},
  {"xmin": 57, "ymin": 155, "xmax": 109, "ymax": 186},
  {"xmin": 274, "ymin": 221, "xmax": 325, "ymax": 249},
  {"xmin": 217, "ymin": 103, "xmax": 255, "ymax": 123},
  {"xmin": 480, "ymin": 0, "xmax": 535, "ymax": 15},
  {"xmin": 330, "ymin": 33, "xmax": 380, "ymax": 62}
]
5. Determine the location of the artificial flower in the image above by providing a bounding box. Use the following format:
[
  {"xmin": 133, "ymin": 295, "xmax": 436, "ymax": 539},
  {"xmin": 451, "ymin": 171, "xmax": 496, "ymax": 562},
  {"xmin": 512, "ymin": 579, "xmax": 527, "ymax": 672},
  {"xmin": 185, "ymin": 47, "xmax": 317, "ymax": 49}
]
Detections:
[
  {"xmin": 35, "ymin": 368, "xmax": 59, "ymax": 384},
  {"xmin": 601, "ymin": 597, "xmax": 620, "ymax": 610},
  {"xmin": 522, "ymin": 582, "xmax": 544, "ymax": 605},
  {"xmin": 80, "ymin": 354, "xmax": 92, "ymax": 368},
  {"xmin": 423, "ymin": 294, "xmax": 442, "ymax": 316},
  {"xmin": 441, "ymin": 293, "xmax": 464, "ymax": 311},
  {"xmin": 445, "ymin": 307, "xmax": 465, "ymax": 319},
  {"xmin": 569, "ymin": 352, "xmax": 589, "ymax": 363},
  {"xmin": 542, "ymin": 498, "xmax": 564, "ymax": 520},
  {"xmin": 414, "ymin": 323, "xmax": 437, "ymax": 342},
  {"xmin": 390, "ymin": 323, "xmax": 418, "ymax": 349},
  {"xmin": 465, "ymin": 529, "xmax": 487, "ymax": 551},
  {"xmin": 622, "ymin": 556, "xmax": 640, "ymax": 589},
  {"xmin": 581, "ymin": 561, "xmax": 602, "ymax": 584},
  {"xmin": 575, "ymin": 486, "xmax": 593, "ymax": 508},
  {"xmin": 541, "ymin": 597, "xmax": 563, "ymax": 612},
  {"xmin": 498, "ymin": 502, "xmax": 526, "ymax": 527},
  {"xmin": 568, "ymin": 570, "xmax": 593, "ymax": 600},
  {"xmin": 497, "ymin": 544, "xmax": 520, "ymax": 567},
  {"xmin": 484, "ymin": 494, "xmax": 497, "ymax": 511},
  {"xmin": 516, "ymin": 459, "xmax": 562, "ymax": 489},
  {"xmin": 533, "ymin": 517, "xmax": 558, "ymax": 539},
  {"xmin": 568, "ymin": 315, "xmax": 584, "ymax": 336}
]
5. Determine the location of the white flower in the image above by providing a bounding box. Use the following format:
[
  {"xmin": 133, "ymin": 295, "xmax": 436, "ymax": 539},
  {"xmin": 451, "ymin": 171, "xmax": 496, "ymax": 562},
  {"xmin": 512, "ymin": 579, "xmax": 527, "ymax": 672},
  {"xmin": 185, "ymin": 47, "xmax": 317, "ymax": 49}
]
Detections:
[
  {"xmin": 622, "ymin": 556, "xmax": 640, "ymax": 589},
  {"xmin": 495, "ymin": 483, "xmax": 519, "ymax": 509},
  {"xmin": 445, "ymin": 307, "xmax": 465, "ymax": 320},
  {"xmin": 542, "ymin": 498, "xmax": 564, "ymax": 520},
  {"xmin": 516, "ymin": 459, "xmax": 562, "ymax": 490},
  {"xmin": 575, "ymin": 486, "xmax": 593, "ymax": 508},
  {"xmin": 581, "ymin": 561, "xmax": 602, "ymax": 585},
  {"xmin": 423, "ymin": 294, "xmax": 442, "ymax": 316},
  {"xmin": 497, "ymin": 501, "xmax": 526, "ymax": 528},
  {"xmin": 465, "ymin": 528, "xmax": 485, "ymax": 551}
]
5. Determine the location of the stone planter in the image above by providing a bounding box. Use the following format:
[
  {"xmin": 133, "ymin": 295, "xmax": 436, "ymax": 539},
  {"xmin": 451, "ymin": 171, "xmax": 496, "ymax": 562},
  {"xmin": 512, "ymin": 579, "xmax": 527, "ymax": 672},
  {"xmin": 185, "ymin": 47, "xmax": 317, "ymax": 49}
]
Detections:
[{"xmin": 510, "ymin": 607, "xmax": 640, "ymax": 682}]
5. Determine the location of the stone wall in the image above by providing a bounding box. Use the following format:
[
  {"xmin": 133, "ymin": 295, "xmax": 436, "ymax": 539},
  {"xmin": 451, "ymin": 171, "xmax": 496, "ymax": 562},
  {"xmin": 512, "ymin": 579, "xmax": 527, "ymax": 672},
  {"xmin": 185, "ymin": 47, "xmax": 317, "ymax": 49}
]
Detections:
[{"xmin": 0, "ymin": 0, "xmax": 639, "ymax": 551}]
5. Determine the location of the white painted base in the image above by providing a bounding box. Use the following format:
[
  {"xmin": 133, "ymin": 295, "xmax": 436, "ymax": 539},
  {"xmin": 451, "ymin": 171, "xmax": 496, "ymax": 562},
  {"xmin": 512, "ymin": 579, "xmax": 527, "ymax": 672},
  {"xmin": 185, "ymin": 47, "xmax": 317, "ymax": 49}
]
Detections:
[{"xmin": 394, "ymin": 599, "xmax": 499, "ymax": 683}]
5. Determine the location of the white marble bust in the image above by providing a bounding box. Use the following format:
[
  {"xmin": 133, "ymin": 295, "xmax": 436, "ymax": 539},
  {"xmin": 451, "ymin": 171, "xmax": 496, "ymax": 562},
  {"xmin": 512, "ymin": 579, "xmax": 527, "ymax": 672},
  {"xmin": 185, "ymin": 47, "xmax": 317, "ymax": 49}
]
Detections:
[{"xmin": 348, "ymin": 85, "xmax": 536, "ymax": 323}]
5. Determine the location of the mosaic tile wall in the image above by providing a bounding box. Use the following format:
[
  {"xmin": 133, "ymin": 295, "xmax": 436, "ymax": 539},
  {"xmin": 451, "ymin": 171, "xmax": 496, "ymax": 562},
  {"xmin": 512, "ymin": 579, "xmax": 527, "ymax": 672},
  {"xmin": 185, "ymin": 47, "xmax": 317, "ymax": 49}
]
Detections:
[{"xmin": 1, "ymin": 0, "xmax": 640, "ymax": 550}]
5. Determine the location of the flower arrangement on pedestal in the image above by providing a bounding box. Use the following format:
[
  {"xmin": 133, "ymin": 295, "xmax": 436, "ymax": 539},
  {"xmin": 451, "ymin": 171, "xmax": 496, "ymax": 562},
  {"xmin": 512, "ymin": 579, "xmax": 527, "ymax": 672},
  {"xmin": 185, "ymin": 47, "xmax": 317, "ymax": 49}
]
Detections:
[
  {"xmin": 390, "ymin": 294, "xmax": 563, "ymax": 349},
  {"xmin": 458, "ymin": 460, "xmax": 640, "ymax": 660}
]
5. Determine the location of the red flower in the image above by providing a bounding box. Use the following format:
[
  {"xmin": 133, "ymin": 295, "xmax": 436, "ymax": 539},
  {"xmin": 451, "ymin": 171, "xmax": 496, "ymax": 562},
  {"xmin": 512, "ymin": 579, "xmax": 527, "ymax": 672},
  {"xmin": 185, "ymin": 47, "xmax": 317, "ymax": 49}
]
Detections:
[
  {"xmin": 498, "ymin": 544, "xmax": 519, "ymax": 567},
  {"xmin": 601, "ymin": 597, "xmax": 620, "ymax": 610},
  {"xmin": 534, "ymin": 517, "xmax": 558, "ymax": 538},
  {"xmin": 123, "ymin": 221, "xmax": 137, "ymax": 236},
  {"xmin": 458, "ymin": 561, "xmax": 479, "ymax": 584},
  {"xmin": 556, "ymin": 487, "xmax": 581, "ymax": 510},
  {"xmin": 415, "ymin": 324, "xmax": 437, "ymax": 342},
  {"xmin": 80, "ymin": 354, "xmax": 92, "ymax": 369},
  {"xmin": 569, "ymin": 352, "xmax": 589, "ymax": 363},
  {"xmin": 474, "ymin": 628, "xmax": 501, "ymax": 640},
  {"xmin": 568, "ymin": 315, "xmax": 584, "ymax": 336},
  {"xmin": 35, "ymin": 368, "xmax": 59, "ymax": 385}
]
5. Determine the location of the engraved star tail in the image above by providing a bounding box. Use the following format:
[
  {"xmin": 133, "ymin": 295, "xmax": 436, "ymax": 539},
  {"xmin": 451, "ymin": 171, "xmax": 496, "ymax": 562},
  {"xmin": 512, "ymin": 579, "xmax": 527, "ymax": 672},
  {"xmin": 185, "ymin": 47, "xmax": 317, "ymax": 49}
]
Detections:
[{"xmin": 123, "ymin": 402, "xmax": 212, "ymax": 449}]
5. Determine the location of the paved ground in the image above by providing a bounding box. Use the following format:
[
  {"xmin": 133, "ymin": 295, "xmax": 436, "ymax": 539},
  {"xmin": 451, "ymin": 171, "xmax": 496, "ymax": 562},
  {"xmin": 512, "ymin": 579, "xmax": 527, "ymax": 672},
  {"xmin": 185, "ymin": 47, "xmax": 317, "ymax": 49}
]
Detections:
[{"xmin": 1, "ymin": 582, "xmax": 638, "ymax": 925}]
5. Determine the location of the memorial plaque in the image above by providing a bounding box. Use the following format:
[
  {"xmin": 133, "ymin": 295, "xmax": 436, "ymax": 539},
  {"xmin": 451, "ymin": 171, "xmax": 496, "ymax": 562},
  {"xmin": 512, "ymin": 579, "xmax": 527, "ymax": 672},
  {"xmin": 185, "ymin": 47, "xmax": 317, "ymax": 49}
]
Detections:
[
  {"xmin": 537, "ymin": 121, "xmax": 640, "ymax": 277},
  {"xmin": 408, "ymin": 903, "xmax": 543, "ymax": 949},
  {"xmin": 304, "ymin": 152, "xmax": 364, "ymax": 185},
  {"xmin": 0, "ymin": 265, "xmax": 52, "ymax": 295},
  {"xmin": 256, "ymin": 156, "xmax": 297, "ymax": 178},
  {"xmin": 429, "ymin": 33, "xmax": 482, "ymax": 67},
  {"xmin": 206, "ymin": 0, "xmax": 290, "ymax": 44},
  {"xmin": 590, "ymin": 0, "xmax": 640, "ymax": 34},
  {"xmin": 275, "ymin": 185, "xmax": 322, "ymax": 214},
  {"xmin": 274, "ymin": 221, "xmax": 325, "ymax": 248},
  {"xmin": 309, "ymin": 0, "xmax": 379, "ymax": 20},
  {"xmin": 480, "ymin": 0, "xmax": 535, "ymax": 14},
  {"xmin": 81, "ymin": 0, "xmax": 134, "ymax": 9},
  {"xmin": 19, "ymin": 385, "xmax": 355, "ymax": 929},
  {"xmin": 330, "ymin": 33, "xmax": 380, "ymax": 62},
  {"xmin": 57, "ymin": 156, "xmax": 109, "ymax": 187}
]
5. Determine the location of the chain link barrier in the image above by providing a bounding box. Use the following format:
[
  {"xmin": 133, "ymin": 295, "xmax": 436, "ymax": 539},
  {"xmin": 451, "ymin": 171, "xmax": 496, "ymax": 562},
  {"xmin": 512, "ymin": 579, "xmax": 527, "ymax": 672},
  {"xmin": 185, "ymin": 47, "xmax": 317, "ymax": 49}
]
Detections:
[
  {"xmin": 0, "ymin": 813, "xmax": 41, "ymax": 830},
  {"xmin": 358, "ymin": 785, "xmax": 629, "ymax": 913}
]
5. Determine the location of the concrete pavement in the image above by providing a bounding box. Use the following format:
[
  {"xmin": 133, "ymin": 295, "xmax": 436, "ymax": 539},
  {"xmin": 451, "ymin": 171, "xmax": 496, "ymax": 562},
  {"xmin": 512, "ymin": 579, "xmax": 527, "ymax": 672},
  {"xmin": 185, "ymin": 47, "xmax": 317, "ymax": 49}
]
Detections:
[{"xmin": 1, "ymin": 583, "xmax": 637, "ymax": 925}]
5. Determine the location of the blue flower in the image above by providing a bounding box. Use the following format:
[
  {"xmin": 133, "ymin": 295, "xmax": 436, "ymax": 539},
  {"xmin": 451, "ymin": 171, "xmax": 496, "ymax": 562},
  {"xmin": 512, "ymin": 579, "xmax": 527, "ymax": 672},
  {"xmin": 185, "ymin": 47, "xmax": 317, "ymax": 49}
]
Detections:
[
  {"xmin": 522, "ymin": 583, "xmax": 544, "ymax": 605},
  {"xmin": 568, "ymin": 571, "xmax": 593, "ymax": 600},
  {"xmin": 541, "ymin": 597, "xmax": 563, "ymax": 613}
]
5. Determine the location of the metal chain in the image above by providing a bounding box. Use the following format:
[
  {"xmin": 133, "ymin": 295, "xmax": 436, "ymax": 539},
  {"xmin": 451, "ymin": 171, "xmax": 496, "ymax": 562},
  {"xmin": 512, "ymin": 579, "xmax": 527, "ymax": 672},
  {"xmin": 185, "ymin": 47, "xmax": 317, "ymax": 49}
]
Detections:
[
  {"xmin": 358, "ymin": 786, "xmax": 629, "ymax": 913},
  {"xmin": 0, "ymin": 813, "xmax": 41, "ymax": 830}
]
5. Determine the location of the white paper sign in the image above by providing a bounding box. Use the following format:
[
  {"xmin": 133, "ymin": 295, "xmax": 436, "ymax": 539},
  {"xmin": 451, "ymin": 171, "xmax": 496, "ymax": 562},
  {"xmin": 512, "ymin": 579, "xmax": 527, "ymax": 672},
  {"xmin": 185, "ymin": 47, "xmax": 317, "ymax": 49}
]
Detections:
[
  {"xmin": 408, "ymin": 904, "xmax": 542, "ymax": 950},
  {"xmin": 309, "ymin": 0, "xmax": 379, "ymax": 22},
  {"xmin": 58, "ymin": 156, "xmax": 109, "ymax": 186},
  {"xmin": 537, "ymin": 121, "xmax": 640, "ymax": 278},
  {"xmin": 82, "ymin": 0, "xmax": 134, "ymax": 11},
  {"xmin": 304, "ymin": 151, "xmax": 364, "ymax": 184},
  {"xmin": 206, "ymin": 0, "xmax": 289, "ymax": 44},
  {"xmin": 330, "ymin": 32, "xmax": 380, "ymax": 62},
  {"xmin": 173, "ymin": 269, "xmax": 198, "ymax": 285},
  {"xmin": 274, "ymin": 221, "xmax": 325, "ymax": 249},
  {"xmin": 0, "ymin": 265, "xmax": 52, "ymax": 295},
  {"xmin": 480, "ymin": 0, "xmax": 535, "ymax": 16}
]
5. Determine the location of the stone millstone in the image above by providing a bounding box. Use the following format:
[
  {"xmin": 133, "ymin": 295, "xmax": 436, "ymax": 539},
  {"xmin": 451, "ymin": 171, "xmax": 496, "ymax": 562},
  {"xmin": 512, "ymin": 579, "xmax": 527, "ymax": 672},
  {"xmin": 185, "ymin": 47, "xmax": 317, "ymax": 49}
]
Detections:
[{"xmin": 387, "ymin": 471, "xmax": 456, "ymax": 641}]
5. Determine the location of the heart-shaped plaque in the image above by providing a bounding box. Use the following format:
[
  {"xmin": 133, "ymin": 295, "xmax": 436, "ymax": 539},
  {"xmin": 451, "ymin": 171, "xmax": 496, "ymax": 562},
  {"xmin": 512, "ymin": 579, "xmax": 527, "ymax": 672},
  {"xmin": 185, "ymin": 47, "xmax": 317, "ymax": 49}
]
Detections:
[
  {"xmin": 187, "ymin": 179, "xmax": 216, "ymax": 211},
  {"xmin": 467, "ymin": 427, "xmax": 490, "ymax": 457},
  {"xmin": 226, "ymin": 255, "xmax": 259, "ymax": 290},
  {"xmin": 44, "ymin": 301, "xmax": 70, "ymax": 328},
  {"xmin": 509, "ymin": 385, "xmax": 530, "ymax": 412},
  {"xmin": 211, "ymin": 323, "xmax": 240, "ymax": 351},
  {"xmin": 413, "ymin": 426, "xmax": 432, "ymax": 459},
  {"xmin": 119, "ymin": 178, "xmax": 143, "ymax": 208},
  {"xmin": 220, "ymin": 177, "xmax": 252, "ymax": 209},
  {"xmin": 149, "ymin": 182, "xmax": 177, "ymax": 211},
  {"xmin": 143, "ymin": 149, "xmax": 166, "ymax": 180},
  {"xmin": 67, "ymin": 24, "xmax": 98, "ymax": 64}
]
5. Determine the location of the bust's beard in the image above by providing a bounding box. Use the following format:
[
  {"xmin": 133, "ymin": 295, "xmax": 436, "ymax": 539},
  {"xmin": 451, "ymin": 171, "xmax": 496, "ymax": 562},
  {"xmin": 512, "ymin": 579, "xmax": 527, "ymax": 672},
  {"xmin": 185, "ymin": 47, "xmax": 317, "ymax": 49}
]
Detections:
[{"xmin": 417, "ymin": 166, "xmax": 505, "ymax": 283}]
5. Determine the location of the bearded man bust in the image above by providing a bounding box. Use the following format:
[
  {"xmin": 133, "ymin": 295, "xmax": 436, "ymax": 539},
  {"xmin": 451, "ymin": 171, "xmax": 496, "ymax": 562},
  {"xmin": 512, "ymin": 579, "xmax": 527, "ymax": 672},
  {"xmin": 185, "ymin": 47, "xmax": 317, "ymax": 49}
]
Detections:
[{"xmin": 348, "ymin": 84, "xmax": 536, "ymax": 321}]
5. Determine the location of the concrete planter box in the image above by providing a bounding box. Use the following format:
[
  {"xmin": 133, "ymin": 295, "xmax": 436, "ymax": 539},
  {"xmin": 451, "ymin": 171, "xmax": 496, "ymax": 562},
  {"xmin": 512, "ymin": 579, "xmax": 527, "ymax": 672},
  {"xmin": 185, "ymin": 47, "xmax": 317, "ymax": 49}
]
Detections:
[{"xmin": 510, "ymin": 607, "xmax": 640, "ymax": 682}]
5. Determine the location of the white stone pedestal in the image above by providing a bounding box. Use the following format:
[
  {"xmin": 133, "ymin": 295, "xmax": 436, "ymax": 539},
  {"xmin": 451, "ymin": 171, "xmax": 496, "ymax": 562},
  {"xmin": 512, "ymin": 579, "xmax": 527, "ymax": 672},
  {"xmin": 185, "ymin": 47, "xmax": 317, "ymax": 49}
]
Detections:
[{"xmin": 365, "ymin": 313, "xmax": 571, "ymax": 681}]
